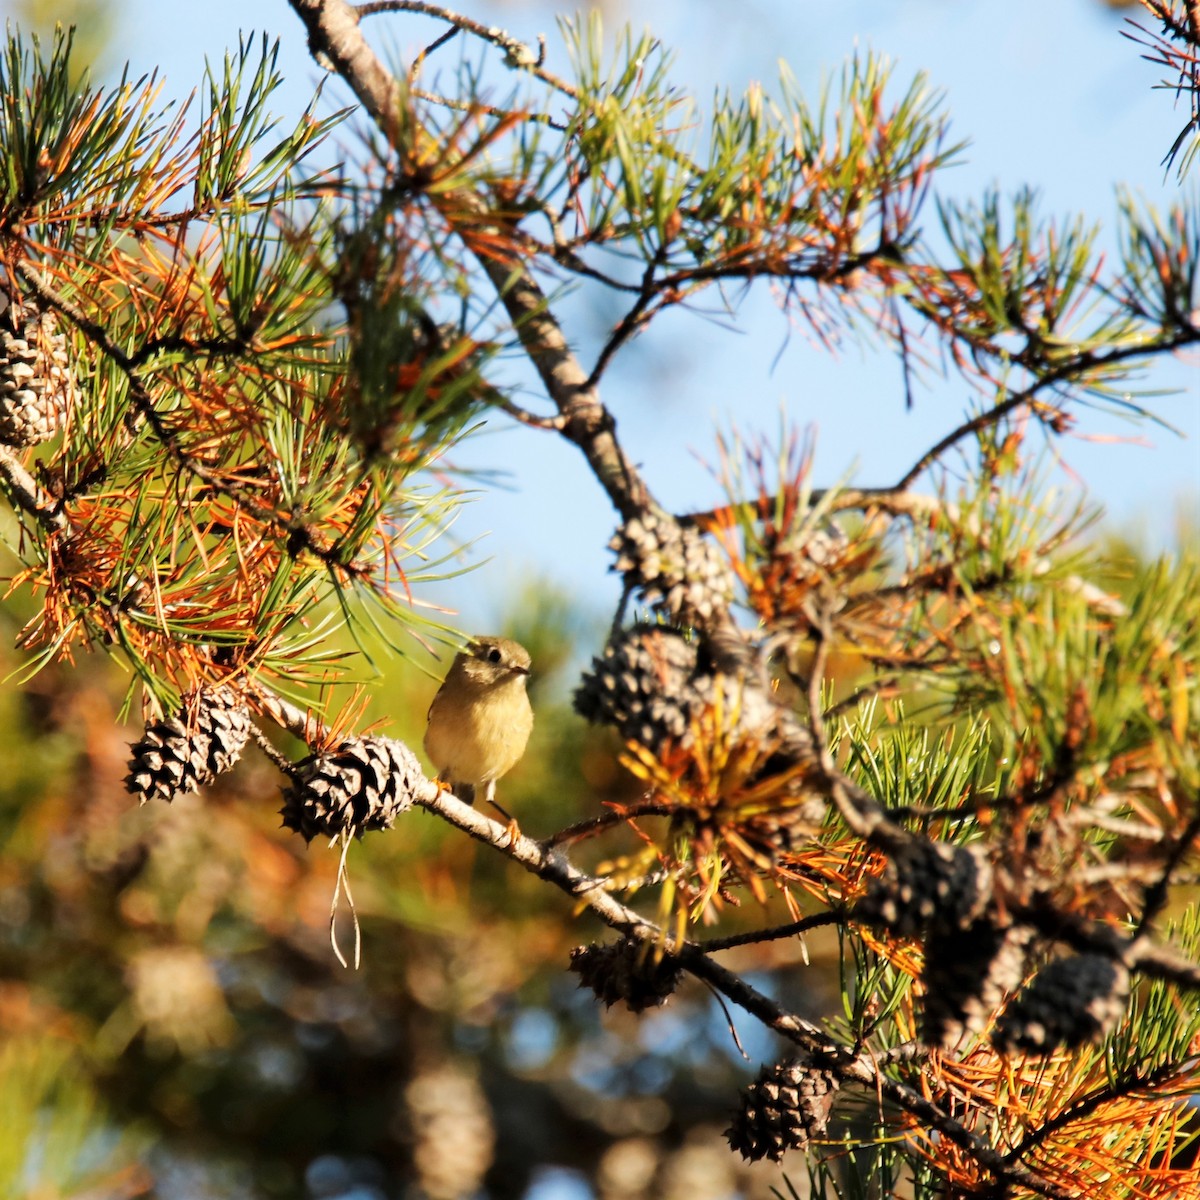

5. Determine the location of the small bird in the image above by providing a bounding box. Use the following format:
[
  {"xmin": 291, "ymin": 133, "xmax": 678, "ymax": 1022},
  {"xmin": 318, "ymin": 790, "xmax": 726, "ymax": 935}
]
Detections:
[{"xmin": 424, "ymin": 636, "xmax": 534, "ymax": 819}]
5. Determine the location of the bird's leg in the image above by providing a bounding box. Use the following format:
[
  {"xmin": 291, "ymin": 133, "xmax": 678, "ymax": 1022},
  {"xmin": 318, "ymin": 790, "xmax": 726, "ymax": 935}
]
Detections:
[{"xmin": 483, "ymin": 780, "xmax": 520, "ymax": 846}]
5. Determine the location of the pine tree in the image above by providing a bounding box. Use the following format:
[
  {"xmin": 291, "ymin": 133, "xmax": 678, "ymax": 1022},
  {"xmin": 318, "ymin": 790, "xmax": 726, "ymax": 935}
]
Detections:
[{"xmin": 0, "ymin": 2, "xmax": 1198, "ymax": 1196}]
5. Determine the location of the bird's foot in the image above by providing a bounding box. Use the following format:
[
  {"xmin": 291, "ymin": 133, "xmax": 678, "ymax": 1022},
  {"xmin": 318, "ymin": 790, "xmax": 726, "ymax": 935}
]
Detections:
[{"xmin": 488, "ymin": 798, "xmax": 521, "ymax": 847}]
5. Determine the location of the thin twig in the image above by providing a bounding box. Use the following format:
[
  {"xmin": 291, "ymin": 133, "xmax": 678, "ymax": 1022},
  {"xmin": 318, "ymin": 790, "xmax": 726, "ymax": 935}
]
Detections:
[
  {"xmin": 697, "ymin": 976, "xmax": 751, "ymax": 1061},
  {"xmin": 823, "ymin": 675, "xmax": 902, "ymax": 721},
  {"xmin": 254, "ymin": 685, "xmax": 331, "ymax": 744},
  {"xmin": 544, "ymin": 801, "xmax": 674, "ymax": 847},
  {"xmin": 1130, "ymin": 939, "xmax": 1200, "ymax": 990},
  {"xmin": 699, "ymin": 911, "xmax": 840, "ymax": 953},
  {"xmin": 412, "ymin": 23, "xmax": 459, "ymax": 68},
  {"xmin": 356, "ymin": 0, "xmax": 577, "ymax": 98},
  {"xmin": 893, "ymin": 325, "xmax": 1200, "ymax": 492},
  {"xmin": 0, "ymin": 445, "xmax": 69, "ymax": 533},
  {"xmin": 1136, "ymin": 807, "xmax": 1200, "ymax": 938},
  {"xmin": 679, "ymin": 486, "xmax": 947, "ymax": 529},
  {"xmin": 249, "ymin": 724, "xmax": 300, "ymax": 777},
  {"xmin": 587, "ymin": 248, "xmax": 668, "ymax": 388},
  {"xmin": 495, "ymin": 397, "xmax": 568, "ymax": 430},
  {"xmin": 411, "ymin": 86, "xmax": 568, "ymax": 131}
]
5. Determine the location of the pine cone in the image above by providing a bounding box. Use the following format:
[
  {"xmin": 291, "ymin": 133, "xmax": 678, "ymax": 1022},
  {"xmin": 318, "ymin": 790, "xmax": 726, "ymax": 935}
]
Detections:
[
  {"xmin": 789, "ymin": 521, "xmax": 849, "ymax": 572},
  {"xmin": 569, "ymin": 938, "xmax": 681, "ymax": 1012},
  {"xmin": 575, "ymin": 625, "xmax": 707, "ymax": 750},
  {"xmin": 726, "ymin": 1059, "xmax": 839, "ymax": 1162},
  {"xmin": 280, "ymin": 735, "xmax": 420, "ymax": 842},
  {"xmin": 992, "ymin": 953, "xmax": 1130, "ymax": 1054},
  {"xmin": 609, "ymin": 512, "xmax": 735, "ymax": 626},
  {"xmin": 922, "ymin": 920, "xmax": 1033, "ymax": 1049},
  {"xmin": 574, "ymin": 625, "xmax": 777, "ymax": 755},
  {"xmin": 855, "ymin": 839, "xmax": 993, "ymax": 938},
  {"xmin": 0, "ymin": 307, "xmax": 77, "ymax": 446},
  {"xmin": 125, "ymin": 686, "xmax": 252, "ymax": 804}
]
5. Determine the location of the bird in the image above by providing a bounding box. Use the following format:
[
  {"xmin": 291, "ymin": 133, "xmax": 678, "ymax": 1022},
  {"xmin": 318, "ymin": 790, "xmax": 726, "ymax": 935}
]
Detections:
[{"xmin": 423, "ymin": 636, "xmax": 534, "ymax": 826}]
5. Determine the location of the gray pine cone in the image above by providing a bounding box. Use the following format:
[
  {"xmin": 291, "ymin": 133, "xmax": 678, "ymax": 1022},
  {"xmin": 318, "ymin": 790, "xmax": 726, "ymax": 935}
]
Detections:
[
  {"xmin": 125, "ymin": 686, "xmax": 252, "ymax": 804},
  {"xmin": 0, "ymin": 308, "xmax": 78, "ymax": 446},
  {"xmin": 610, "ymin": 512, "xmax": 735, "ymax": 626},
  {"xmin": 281, "ymin": 735, "xmax": 420, "ymax": 842},
  {"xmin": 726, "ymin": 1059, "xmax": 839, "ymax": 1163},
  {"xmin": 575, "ymin": 625, "xmax": 705, "ymax": 750},
  {"xmin": 574, "ymin": 625, "xmax": 777, "ymax": 755},
  {"xmin": 992, "ymin": 953, "xmax": 1130, "ymax": 1054},
  {"xmin": 768, "ymin": 520, "xmax": 850, "ymax": 580},
  {"xmin": 922, "ymin": 920, "xmax": 1033, "ymax": 1049},
  {"xmin": 855, "ymin": 839, "xmax": 993, "ymax": 938},
  {"xmin": 569, "ymin": 938, "xmax": 682, "ymax": 1013}
]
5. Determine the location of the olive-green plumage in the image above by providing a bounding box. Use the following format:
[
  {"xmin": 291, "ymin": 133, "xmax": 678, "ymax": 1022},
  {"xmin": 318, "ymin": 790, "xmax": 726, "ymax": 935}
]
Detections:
[{"xmin": 424, "ymin": 636, "xmax": 533, "ymax": 807}]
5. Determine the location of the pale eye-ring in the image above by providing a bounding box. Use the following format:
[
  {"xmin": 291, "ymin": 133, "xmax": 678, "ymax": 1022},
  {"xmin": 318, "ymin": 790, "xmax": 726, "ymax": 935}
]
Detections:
[{"xmin": 487, "ymin": 647, "xmax": 503, "ymax": 664}]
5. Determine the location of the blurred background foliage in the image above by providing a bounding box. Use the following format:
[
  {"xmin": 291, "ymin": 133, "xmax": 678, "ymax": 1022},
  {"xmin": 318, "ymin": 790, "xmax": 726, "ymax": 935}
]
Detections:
[{"xmin": 1, "ymin": 0, "xmax": 111, "ymax": 78}]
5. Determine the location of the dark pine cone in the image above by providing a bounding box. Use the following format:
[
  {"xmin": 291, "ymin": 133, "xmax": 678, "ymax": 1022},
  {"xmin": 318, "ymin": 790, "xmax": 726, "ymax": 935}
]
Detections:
[
  {"xmin": 992, "ymin": 953, "xmax": 1130, "ymax": 1055},
  {"xmin": 855, "ymin": 839, "xmax": 993, "ymax": 938},
  {"xmin": 569, "ymin": 938, "xmax": 681, "ymax": 1013},
  {"xmin": 726, "ymin": 1058, "xmax": 839, "ymax": 1163},
  {"xmin": 281, "ymin": 735, "xmax": 422, "ymax": 842},
  {"xmin": 125, "ymin": 686, "xmax": 252, "ymax": 804},
  {"xmin": 922, "ymin": 920, "xmax": 1033, "ymax": 1050},
  {"xmin": 574, "ymin": 624, "xmax": 778, "ymax": 754},
  {"xmin": 574, "ymin": 624, "xmax": 706, "ymax": 752}
]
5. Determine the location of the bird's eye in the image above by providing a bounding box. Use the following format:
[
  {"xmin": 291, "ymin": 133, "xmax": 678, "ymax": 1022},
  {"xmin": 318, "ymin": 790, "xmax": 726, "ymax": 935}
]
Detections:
[{"xmin": 487, "ymin": 647, "xmax": 503, "ymax": 664}]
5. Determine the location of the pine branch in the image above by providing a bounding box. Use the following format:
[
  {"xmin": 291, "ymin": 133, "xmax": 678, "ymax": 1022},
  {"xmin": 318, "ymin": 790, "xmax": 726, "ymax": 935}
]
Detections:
[
  {"xmin": 358, "ymin": 0, "xmax": 573, "ymax": 98},
  {"xmin": 1004, "ymin": 1058, "xmax": 1192, "ymax": 1165},
  {"xmin": 414, "ymin": 782, "xmax": 1074, "ymax": 1199},
  {"xmin": 13, "ymin": 265, "xmax": 373, "ymax": 579},
  {"xmin": 0, "ymin": 445, "xmax": 68, "ymax": 533},
  {"xmin": 291, "ymin": 0, "xmax": 657, "ymax": 522},
  {"xmin": 410, "ymin": 84, "xmax": 568, "ymax": 130},
  {"xmin": 281, "ymin": 8, "xmax": 1200, "ymax": 1192},
  {"xmin": 1136, "ymin": 807, "xmax": 1200, "ymax": 937},
  {"xmin": 893, "ymin": 313, "xmax": 1199, "ymax": 488},
  {"xmin": 697, "ymin": 911, "xmax": 839, "ymax": 952},
  {"xmin": 1016, "ymin": 897, "xmax": 1200, "ymax": 992}
]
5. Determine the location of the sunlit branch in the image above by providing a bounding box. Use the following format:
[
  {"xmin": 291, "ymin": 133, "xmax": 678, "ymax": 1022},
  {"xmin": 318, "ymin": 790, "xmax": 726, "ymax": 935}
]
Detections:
[
  {"xmin": 415, "ymin": 781, "xmax": 1080, "ymax": 1199},
  {"xmin": 356, "ymin": 0, "xmax": 576, "ymax": 99},
  {"xmin": 0, "ymin": 444, "xmax": 68, "ymax": 533}
]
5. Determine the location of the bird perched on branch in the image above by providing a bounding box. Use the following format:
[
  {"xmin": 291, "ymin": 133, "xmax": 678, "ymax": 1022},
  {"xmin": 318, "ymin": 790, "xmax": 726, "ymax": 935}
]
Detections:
[{"xmin": 424, "ymin": 636, "xmax": 534, "ymax": 828}]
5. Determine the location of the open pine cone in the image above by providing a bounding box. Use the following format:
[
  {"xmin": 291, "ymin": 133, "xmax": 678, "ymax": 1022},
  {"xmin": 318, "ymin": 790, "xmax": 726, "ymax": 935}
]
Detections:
[
  {"xmin": 0, "ymin": 304, "xmax": 78, "ymax": 446},
  {"xmin": 569, "ymin": 938, "xmax": 682, "ymax": 1012},
  {"xmin": 609, "ymin": 511, "xmax": 735, "ymax": 626},
  {"xmin": 126, "ymin": 686, "xmax": 252, "ymax": 804},
  {"xmin": 280, "ymin": 734, "xmax": 422, "ymax": 842},
  {"xmin": 726, "ymin": 1058, "xmax": 839, "ymax": 1162}
]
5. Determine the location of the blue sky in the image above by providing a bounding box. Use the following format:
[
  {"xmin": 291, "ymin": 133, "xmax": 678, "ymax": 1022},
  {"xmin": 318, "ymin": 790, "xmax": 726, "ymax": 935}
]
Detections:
[{"xmin": 6, "ymin": 0, "xmax": 1197, "ymax": 635}]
